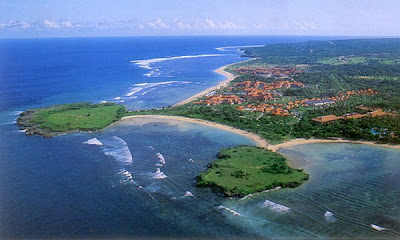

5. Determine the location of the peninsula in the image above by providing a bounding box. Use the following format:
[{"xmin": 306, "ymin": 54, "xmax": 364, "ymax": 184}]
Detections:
[
  {"xmin": 17, "ymin": 102, "xmax": 126, "ymax": 137},
  {"xmin": 17, "ymin": 38, "xmax": 400, "ymax": 196}
]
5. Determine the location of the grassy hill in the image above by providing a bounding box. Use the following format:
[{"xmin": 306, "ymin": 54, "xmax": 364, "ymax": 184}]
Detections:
[
  {"xmin": 196, "ymin": 146, "xmax": 309, "ymax": 197},
  {"xmin": 18, "ymin": 102, "xmax": 126, "ymax": 137}
]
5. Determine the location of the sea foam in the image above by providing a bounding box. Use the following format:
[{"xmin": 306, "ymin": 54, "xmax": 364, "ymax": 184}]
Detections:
[
  {"xmin": 125, "ymin": 81, "xmax": 178, "ymax": 97},
  {"xmin": 83, "ymin": 138, "xmax": 103, "ymax": 146},
  {"xmin": 0, "ymin": 121, "xmax": 16, "ymax": 125},
  {"xmin": 215, "ymin": 45, "xmax": 265, "ymax": 52},
  {"xmin": 261, "ymin": 200, "xmax": 290, "ymax": 212},
  {"xmin": 118, "ymin": 168, "xmax": 134, "ymax": 184},
  {"xmin": 13, "ymin": 111, "xmax": 24, "ymax": 116},
  {"xmin": 101, "ymin": 136, "xmax": 133, "ymax": 164},
  {"xmin": 152, "ymin": 168, "xmax": 167, "ymax": 179},
  {"xmin": 156, "ymin": 153, "xmax": 166, "ymax": 166},
  {"xmin": 218, "ymin": 205, "xmax": 241, "ymax": 216},
  {"xmin": 131, "ymin": 54, "xmax": 224, "ymax": 70},
  {"xmin": 184, "ymin": 191, "xmax": 194, "ymax": 197},
  {"xmin": 324, "ymin": 211, "xmax": 337, "ymax": 222},
  {"xmin": 371, "ymin": 224, "xmax": 387, "ymax": 231}
]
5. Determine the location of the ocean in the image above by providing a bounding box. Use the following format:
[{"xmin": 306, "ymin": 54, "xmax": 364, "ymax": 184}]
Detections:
[{"xmin": 1, "ymin": 36, "xmax": 399, "ymax": 239}]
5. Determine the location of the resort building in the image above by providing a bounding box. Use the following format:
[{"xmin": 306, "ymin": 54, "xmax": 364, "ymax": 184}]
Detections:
[
  {"xmin": 312, "ymin": 115, "xmax": 342, "ymax": 123},
  {"xmin": 235, "ymin": 67, "xmax": 303, "ymax": 76},
  {"xmin": 305, "ymin": 99, "xmax": 336, "ymax": 107},
  {"xmin": 194, "ymin": 95, "xmax": 243, "ymax": 106},
  {"xmin": 312, "ymin": 108, "xmax": 397, "ymax": 124}
]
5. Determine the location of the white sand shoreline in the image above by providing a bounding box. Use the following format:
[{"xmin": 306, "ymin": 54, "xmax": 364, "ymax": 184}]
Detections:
[
  {"xmin": 118, "ymin": 116, "xmax": 400, "ymax": 152},
  {"xmin": 173, "ymin": 58, "xmax": 255, "ymax": 107},
  {"xmin": 121, "ymin": 57, "xmax": 400, "ymax": 153},
  {"xmin": 268, "ymin": 138, "xmax": 400, "ymax": 152},
  {"xmin": 121, "ymin": 115, "xmax": 269, "ymax": 148}
]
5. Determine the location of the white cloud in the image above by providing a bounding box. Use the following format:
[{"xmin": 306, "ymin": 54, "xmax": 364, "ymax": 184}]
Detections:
[
  {"xmin": 140, "ymin": 18, "xmax": 240, "ymax": 31},
  {"xmin": 148, "ymin": 18, "xmax": 170, "ymax": 29},
  {"xmin": 253, "ymin": 23, "xmax": 267, "ymax": 29},
  {"xmin": 95, "ymin": 21, "xmax": 111, "ymax": 30},
  {"xmin": 42, "ymin": 19, "xmax": 60, "ymax": 29},
  {"xmin": 251, "ymin": 19, "xmax": 317, "ymax": 33},
  {"xmin": 204, "ymin": 18, "xmax": 217, "ymax": 29},
  {"xmin": 0, "ymin": 19, "xmax": 81, "ymax": 31},
  {"xmin": 195, "ymin": 18, "xmax": 240, "ymax": 30},
  {"xmin": 0, "ymin": 17, "xmax": 244, "ymax": 33},
  {"xmin": 220, "ymin": 20, "xmax": 239, "ymax": 30},
  {"xmin": 0, "ymin": 20, "xmax": 30, "ymax": 30},
  {"xmin": 173, "ymin": 19, "xmax": 192, "ymax": 30},
  {"xmin": 61, "ymin": 21, "xmax": 73, "ymax": 28}
]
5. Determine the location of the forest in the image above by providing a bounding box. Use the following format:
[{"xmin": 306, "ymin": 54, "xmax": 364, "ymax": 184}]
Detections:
[{"xmin": 132, "ymin": 39, "xmax": 400, "ymax": 144}]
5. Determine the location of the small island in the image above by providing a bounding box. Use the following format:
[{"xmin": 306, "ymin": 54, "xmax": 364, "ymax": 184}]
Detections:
[
  {"xmin": 196, "ymin": 146, "xmax": 309, "ymax": 197},
  {"xmin": 17, "ymin": 102, "xmax": 126, "ymax": 137},
  {"xmin": 16, "ymin": 38, "xmax": 400, "ymax": 197}
]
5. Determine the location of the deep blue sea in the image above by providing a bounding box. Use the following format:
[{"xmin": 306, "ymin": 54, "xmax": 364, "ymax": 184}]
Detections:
[{"xmin": 1, "ymin": 36, "xmax": 399, "ymax": 239}]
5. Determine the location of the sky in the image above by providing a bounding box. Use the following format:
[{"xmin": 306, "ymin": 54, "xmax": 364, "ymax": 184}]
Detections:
[{"xmin": 0, "ymin": 0, "xmax": 399, "ymax": 38}]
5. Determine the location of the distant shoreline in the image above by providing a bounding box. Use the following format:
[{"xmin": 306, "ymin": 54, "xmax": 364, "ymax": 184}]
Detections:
[
  {"xmin": 268, "ymin": 138, "xmax": 400, "ymax": 152},
  {"xmin": 121, "ymin": 115, "xmax": 269, "ymax": 148},
  {"xmin": 173, "ymin": 58, "xmax": 255, "ymax": 107},
  {"xmin": 121, "ymin": 116, "xmax": 400, "ymax": 151}
]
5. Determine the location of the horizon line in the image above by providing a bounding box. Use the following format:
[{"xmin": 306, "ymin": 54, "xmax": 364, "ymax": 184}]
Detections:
[{"xmin": 0, "ymin": 34, "xmax": 399, "ymax": 40}]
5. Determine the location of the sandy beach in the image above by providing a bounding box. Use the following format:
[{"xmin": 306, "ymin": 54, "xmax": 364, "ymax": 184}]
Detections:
[
  {"xmin": 173, "ymin": 58, "xmax": 255, "ymax": 107},
  {"xmin": 268, "ymin": 138, "xmax": 400, "ymax": 152},
  {"xmin": 122, "ymin": 58, "xmax": 400, "ymax": 153},
  {"xmin": 121, "ymin": 115, "xmax": 269, "ymax": 148}
]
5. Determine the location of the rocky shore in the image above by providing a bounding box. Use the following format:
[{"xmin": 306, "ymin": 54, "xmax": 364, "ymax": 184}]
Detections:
[{"xmin": 17, "ymin": 110, "xmax": 61, "ymax": 137}]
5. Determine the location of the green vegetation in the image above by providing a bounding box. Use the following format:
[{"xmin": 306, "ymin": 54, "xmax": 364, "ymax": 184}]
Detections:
[
  {"xmin": 243, "ymin": 38, "xmax": 400, "ymax": 65},
  {"xmin": 17, "ymin": 38, "xmax": 400, "ymax": 197},
  {"xmin": 196, "ymin": 146, "xmax": 309, "ymax": 197},
  {"xmin": 293, "ymin": 98, "xmax": 400, "ymax": 143},
  {"xmin": 131, "ymin": 38, "xmax": 400, "ymax": 144},
  {"xmin": 128, "ymin": 105, "xmax": 298, "ymax": 144},
  {"xmin": 18, "ymin": 102, "xmax": 126, "ymax": 136}
]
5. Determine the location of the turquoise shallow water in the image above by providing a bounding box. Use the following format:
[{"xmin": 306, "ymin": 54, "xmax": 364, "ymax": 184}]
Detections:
[
  {"xmin": 0, "ymin": 117, "xmax": 258, "ymax": 238},
  {"xmin": 4, "ymin": 115, "xmax": 400, "ymax": 239},
  {"xmin": 1, "ymin": 36, "xmax": 399, "ymax": 239},
  {"xmin": 220, "ymin": 143, "xmax": 400, "ymax": 239}
]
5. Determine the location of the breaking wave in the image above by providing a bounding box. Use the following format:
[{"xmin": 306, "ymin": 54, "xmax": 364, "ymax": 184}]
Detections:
[
  {"xmin": 215, "ymin": 45, "xmax": 264, "ymax": 52},
  {"xmin": 261, "ymin": 199, "xmax": 290, "ymax": 212},
  {"xmin": 218, "ymin": 205, "xmax": 241, "ymax": 216},
  {"xmin": 13, "ymin": 111, "xmax": 24, "ymax": 116},
  {"xmin": 141, "ymin": 87, "xmax": 156, "ymax": 96},
  {"xmin": 131, "ymin": 54, "xmax": 224, "ymax": 70},
  {"xmin": 124, "ymin": 81, "xmax": 190, "ymax": 97},
  {"xmin": 184, "ymin": 191, "xmax": 194, "ymax": 197},
  {"xmin": 118, "ymin": 168, "xmax": 134, "ymax": 184},
  {"xmin": 155, "ymin": 153, "xmax": 166, "ymax": 166},
  {"xmin": 324, "ymin": 211, "xmax": 337, "ymax": 222},
  {"xmin": 371, "ymin": 224, "xmax": 387, "ymax": 231},
  {"xmin": 0, "ymin": 120, "xmax": 17, "ymax": 125},
  {"xmin": 125, "ymin": 81, "xmax": 177, "ymax": 97},
  {"xmin": 144, "ymin": 69, "xmax": 161, "ymax": 78},
  {"xmin": 152, "ymin": 168, "xmax": 167, "ymax": 179},
  {"xmin": 83, "ymin": 138, "xmax": 103, "ymax": 146},
  {"xmin": 101, "ymin": 136, "xmax": 133, "ymax": 164}
]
